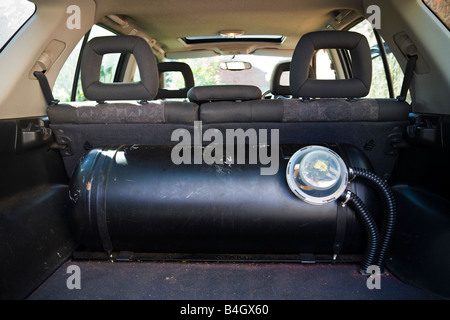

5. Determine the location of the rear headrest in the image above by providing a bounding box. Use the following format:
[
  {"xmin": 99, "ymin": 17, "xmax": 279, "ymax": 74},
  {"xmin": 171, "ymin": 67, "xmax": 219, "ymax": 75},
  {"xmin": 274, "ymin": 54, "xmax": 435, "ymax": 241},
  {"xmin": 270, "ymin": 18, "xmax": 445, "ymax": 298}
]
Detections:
[
  {"xmin": 290, "ymin": 31, "xmax": 372, "ymax": 98},
  {"xmin": 156, "ymin": 62, "xmax": 195, "ymax": 99},
  {"xmin": 81, "ymin": 35, "xmax": 159, "ymax": 101},
  {"xmin": 187, "ymin": 85, "xmax": 262, "ymax": 103}
]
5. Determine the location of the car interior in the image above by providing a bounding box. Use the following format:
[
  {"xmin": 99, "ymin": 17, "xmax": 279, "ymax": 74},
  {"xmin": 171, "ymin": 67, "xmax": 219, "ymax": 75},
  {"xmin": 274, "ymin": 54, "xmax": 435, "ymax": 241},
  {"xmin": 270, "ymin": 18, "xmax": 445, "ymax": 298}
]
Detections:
[{"xmin": 0, "ymin": 0, "xmax": 449, "ymax": 301}]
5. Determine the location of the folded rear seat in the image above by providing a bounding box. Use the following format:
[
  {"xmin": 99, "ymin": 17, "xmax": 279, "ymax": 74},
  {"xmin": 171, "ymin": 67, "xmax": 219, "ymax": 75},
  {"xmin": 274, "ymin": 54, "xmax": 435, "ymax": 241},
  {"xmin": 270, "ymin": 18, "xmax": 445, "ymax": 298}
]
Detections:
[{"xmin": 47, "ymin": 35, "xmax": 198, "ymax": 176}]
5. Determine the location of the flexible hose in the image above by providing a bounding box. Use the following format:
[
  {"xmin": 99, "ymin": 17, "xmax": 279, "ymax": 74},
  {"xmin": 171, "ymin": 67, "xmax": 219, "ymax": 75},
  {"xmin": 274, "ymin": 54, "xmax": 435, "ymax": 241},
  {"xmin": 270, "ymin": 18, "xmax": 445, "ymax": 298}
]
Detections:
[
  {"xmin": 340, "ymin": 191, "xmax": 380, "ymax": 274},
  {"xmin": 349, "ymin": 167, "xmax": 396, "ymax": 273}
]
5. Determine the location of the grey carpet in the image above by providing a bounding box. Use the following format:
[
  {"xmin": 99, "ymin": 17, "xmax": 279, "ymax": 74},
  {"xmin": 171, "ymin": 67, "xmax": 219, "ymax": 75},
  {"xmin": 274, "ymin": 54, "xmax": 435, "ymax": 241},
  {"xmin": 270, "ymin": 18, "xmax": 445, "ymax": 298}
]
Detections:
[{"xmin": 28, "ymin": 260, "xmax": 443, "ymax": 300}]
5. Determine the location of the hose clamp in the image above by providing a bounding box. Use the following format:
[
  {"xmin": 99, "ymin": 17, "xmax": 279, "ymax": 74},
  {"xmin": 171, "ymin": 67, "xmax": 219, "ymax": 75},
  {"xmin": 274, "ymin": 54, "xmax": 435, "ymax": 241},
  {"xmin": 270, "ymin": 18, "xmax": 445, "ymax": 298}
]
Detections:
[
  {"xmin": 341, "ymin": 190, "xmax": 351, "ymax": 207},
  {"xmin": 348, "ymin": 167, "xmax": 356, "ymax": 182}
]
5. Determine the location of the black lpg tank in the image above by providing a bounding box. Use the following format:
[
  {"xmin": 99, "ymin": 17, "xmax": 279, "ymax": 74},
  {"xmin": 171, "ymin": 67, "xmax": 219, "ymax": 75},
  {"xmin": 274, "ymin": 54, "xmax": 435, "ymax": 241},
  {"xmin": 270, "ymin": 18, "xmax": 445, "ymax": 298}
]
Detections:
[{"xmin": 68, "ymin": 143, "xmax": 379, "ymax": 256}]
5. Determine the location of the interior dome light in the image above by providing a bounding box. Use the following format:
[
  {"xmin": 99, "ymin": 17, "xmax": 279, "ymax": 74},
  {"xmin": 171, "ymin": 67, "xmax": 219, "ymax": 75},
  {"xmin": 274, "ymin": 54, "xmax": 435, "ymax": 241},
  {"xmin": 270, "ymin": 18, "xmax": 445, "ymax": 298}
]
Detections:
[{"xmin": 220, "ymin": 30, "xmax": 245, "ymax": 37}]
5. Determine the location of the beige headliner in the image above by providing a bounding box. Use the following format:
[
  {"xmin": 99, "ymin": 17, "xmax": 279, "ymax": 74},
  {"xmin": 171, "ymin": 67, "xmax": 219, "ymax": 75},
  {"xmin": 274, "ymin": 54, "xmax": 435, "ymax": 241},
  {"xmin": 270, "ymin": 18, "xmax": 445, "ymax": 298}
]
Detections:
[{"xmin": 94, "ymin": 0, "xmax": 365, "ymax": 57}]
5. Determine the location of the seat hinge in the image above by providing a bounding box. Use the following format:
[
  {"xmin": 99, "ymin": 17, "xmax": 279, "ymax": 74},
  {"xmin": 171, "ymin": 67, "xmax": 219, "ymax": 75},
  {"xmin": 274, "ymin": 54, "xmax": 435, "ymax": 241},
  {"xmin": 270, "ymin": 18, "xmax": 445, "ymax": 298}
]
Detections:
[{"xmin": 50, "ymin": 135, "xmax": 73, "ymax": 156}]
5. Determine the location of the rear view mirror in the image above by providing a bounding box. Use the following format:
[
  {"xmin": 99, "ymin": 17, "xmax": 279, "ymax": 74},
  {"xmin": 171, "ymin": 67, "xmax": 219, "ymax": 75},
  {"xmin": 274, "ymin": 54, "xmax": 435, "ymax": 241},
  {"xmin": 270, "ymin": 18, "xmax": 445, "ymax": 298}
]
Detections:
[{"xmin": 220, "ymin": 61, "xmax": 252, "ymax": 71}]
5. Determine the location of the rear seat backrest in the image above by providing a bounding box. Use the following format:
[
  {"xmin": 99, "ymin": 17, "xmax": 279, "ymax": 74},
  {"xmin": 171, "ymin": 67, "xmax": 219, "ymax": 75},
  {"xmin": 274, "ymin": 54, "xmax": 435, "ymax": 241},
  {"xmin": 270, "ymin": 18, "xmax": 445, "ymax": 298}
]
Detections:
[{"xmin": 156, "ymin": 61, "xmax": 195, "ymax": 100}]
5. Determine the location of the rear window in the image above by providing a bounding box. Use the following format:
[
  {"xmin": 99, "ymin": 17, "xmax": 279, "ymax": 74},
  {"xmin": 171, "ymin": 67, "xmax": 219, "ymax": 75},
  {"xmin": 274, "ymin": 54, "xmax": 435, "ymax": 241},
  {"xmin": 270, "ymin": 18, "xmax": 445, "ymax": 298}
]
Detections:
[
  {"xmin": 161, "ymin": 51, "xmax": 337, "ymax": 95},
  {"xmin": 423, "ymin": 0, "xmax": 450, "ymax": 30},
  {"xmin": 350, "ymin": 19, "xmax": 409, "ymax": 101},
  {"xmin": 0, "ymin": 0, "xmax": 35, "ymax": 52},
  {"xmin": 53, "ymin": 25, "xmax": 118, "ymax": 102}
]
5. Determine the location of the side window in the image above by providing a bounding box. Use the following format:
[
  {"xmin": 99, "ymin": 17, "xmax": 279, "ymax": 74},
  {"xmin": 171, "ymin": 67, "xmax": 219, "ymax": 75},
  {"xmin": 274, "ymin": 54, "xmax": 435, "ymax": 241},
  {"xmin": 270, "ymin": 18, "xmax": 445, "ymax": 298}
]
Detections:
[
  {"xmin": 133, "ymin": 65, "xmax": 141, "ymax": 82},
  {"xmin": 423, "ymin": 0, "xmax": 450, "ymax": 30},
  {"xmin": 350, "ymin": 19, "xmax": 410, "ymax": 102},
  {"xmin": 0, "ymin": 0, "xmax": 35, "ymax": 52},
  {"xmin": 315, "ymin": 49, "xmax": 337, "ymax": 79},
  {"xmin": 99, "ymin": 53, "xmax": 121, "ymax": 83},
  {"xmin": 53, "ymin": 25, "xmax": 117, "ymax": 102}
]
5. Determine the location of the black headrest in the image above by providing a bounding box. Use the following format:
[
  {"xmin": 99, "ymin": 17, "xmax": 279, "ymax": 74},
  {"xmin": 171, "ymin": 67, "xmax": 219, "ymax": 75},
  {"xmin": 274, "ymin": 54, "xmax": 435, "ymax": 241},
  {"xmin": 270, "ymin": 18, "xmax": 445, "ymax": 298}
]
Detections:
[
  {"xmin": 290, "ymin": 31, "xmax": 372, "ymax": 98},
  {"xmin": 81, "ymin": 35, "xmax": 159, "ymax": 101},
  {"xmin": 187, "ymin": 85, "xmax": 262, "ymax": 103},
  {"xmin": 156, "ymin": 62, "xmax": 195, "ymax": 99},
  {"xmin": 271, "ymin": 61, "xmax": 316, "ymax": 97},
  {"xmin": 270, "ymin": 61, "xmax": 291, "ymax": 96}
]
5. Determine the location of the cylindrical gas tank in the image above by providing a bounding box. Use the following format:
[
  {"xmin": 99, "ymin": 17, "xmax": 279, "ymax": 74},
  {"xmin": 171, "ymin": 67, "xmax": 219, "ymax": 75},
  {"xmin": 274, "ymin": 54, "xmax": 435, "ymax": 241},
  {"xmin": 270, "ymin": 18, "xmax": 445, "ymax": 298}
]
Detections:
[{"xmin": 68, "ymin": 144, "xmax": 378, "ymax": 255}]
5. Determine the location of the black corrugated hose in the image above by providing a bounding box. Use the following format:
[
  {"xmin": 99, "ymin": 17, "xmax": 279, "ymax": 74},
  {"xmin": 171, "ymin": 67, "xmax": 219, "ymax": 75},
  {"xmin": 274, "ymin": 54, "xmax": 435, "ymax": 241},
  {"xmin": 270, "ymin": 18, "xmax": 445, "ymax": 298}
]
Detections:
[
  {"xmin": 340, "ymin": 190, "xmax": 380, "ymax": 274},
  {"xmin": 349, "ymin": 167, "xmax": 397, "ymax": 273}
]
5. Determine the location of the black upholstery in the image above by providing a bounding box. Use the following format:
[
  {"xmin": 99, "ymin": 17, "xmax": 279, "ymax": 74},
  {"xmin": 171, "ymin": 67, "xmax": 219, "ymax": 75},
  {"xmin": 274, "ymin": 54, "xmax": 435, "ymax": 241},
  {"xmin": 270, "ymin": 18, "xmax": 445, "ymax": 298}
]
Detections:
[
  {"xmin": 200, "ymin": 100, "xmax": 283, "ymax": 123},
  {"xmin": 281, "ymin": 98, "xmax": 411, "ymax": 122},
  {"xmin": 47, "ymin": 101, "xmax": 198, "ymax": 124},
  {"xmin": 189, "ymin": 85, "xmax": 266, "ymax": 123},
  {"xmin": 270, "ymin": 61, "xmax": 292, "ymax": 97},
  {"xmin": 290, "ymin": 31, "xmax": 372, "ymax": 98},
  {"xmin": 50, "ymin": 36, "xmax": 199, "ymax": 126},
  {"xmin": 156, "ymin": 62, "xmax": 195, "ymax": 99},
  {"xmin": 198, "ymin": 98, "xmax": 411, "ymax": 124},
  {"xmin": 281, "ymin": 30, "xmax": 409, "ymax": 122},
  {"xmin": 270, "ymin": 61, "xmax": 316, "ymax": 97},
  {"xmin": 190, "ymin": 30, "xmax": 410, "ymax": 124},
  {"xmin": 188, "ymin": 85, "xmax": 262, "ymax": 102},
  {"xmin": 81, "ymin": 36, "xmax": 159, "ymax": 101}
]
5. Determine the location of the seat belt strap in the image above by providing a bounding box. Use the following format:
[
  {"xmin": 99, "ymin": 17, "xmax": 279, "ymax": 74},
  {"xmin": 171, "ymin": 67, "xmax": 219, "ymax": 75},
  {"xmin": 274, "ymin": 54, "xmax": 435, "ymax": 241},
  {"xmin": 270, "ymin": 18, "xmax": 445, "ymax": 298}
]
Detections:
[
  {"xmin": 397, "ymin": 55, "xmax": 418, "ymax": 102},
  {"xmin": 34, "ymin": 71, "xmax": 59, "ymax": 106}
]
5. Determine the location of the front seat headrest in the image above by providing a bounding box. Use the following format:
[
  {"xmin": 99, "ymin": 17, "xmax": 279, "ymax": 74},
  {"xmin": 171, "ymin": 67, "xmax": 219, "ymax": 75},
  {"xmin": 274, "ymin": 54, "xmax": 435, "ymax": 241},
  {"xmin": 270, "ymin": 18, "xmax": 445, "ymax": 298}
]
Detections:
[
  {"xmin": 156, "ymin": 62, "xmax": 195, "ymax": 99},
  {"xmin": 270, "ymin": 61, "xmax": 316, "ymax": 97},
  {"xmin": 270, "ymin": 61, "xmax": 292, "ymax": 97}
]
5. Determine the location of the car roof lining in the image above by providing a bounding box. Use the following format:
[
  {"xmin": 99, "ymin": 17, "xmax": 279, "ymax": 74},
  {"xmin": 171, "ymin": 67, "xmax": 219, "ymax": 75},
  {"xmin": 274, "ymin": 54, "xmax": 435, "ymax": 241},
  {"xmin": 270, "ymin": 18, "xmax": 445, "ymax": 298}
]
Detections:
[{"xmin": 93, "ymin": 0, "xmax": 365, "ymax": 58}]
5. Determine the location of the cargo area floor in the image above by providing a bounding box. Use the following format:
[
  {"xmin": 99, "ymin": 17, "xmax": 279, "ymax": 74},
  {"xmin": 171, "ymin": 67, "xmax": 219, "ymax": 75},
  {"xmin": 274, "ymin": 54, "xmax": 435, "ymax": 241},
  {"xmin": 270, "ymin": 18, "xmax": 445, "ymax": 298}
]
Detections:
[{"xmin": 27, "ymin": 260, "xmax": 444, "ymax": 300}]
